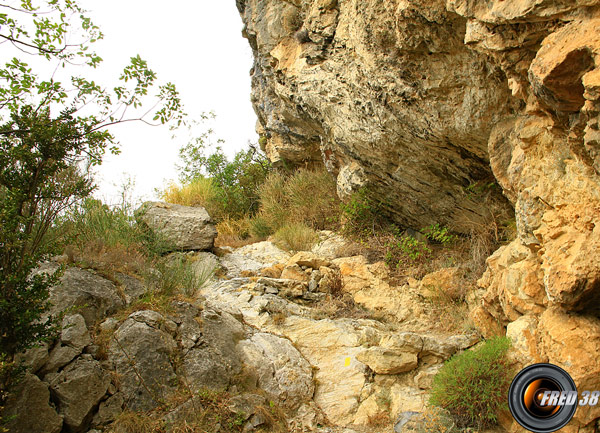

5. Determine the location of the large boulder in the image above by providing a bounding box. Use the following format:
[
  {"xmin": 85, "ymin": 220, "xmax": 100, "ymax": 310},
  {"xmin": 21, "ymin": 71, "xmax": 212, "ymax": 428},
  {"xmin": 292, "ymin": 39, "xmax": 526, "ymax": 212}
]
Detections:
[
  {"xmin": 41, "ymin": 314, "xmax": 91, "ymax": 375},
  {"xmin": 43, "ymin": 264, "xmax": 125, "ymax": 327},
  {"xmin": 135, "ymin": 201, "xmax": 217, "ymax": 251},
  {"xmin": 48, "ymin": 356, "xmax": 111, "ymax": 431},
  {"xmin": 179, "ymin": 308, "xmax": 246, "ymax": 393},
  {"xmin": 238, "ymin": 332, "xmax": 314, "ymax": 410},
  {"xmin": 108, "ymin": 310, "xmax": 178, "ymax": 411},
  {"xmin": 1, "ymin": 373, "xmax": 63, "ymax": 433},
  {"xmin": 238, "ymin": 0, "xmax": 513, "ymax": 233}
]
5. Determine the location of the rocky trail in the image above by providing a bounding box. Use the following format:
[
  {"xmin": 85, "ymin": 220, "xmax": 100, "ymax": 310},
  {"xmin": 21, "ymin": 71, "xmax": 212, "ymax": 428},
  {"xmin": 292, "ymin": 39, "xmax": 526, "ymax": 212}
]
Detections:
[{"xmin": 4, "ymin": 211, "xmax": 483, "ymax": 433}]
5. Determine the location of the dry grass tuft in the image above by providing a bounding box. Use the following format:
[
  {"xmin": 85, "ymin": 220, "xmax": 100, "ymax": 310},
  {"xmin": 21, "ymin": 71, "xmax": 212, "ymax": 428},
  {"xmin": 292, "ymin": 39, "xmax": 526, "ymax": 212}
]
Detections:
[
  {"xmin": 110, "ymin": 411, "xmax": 164, "ymax": 433},
  {"xmin": 215, "ymin": 216, "xmax": 259, "ymax": 248},
  {"xmin": 368, "ymin": 411, "xmax": 393, "ymax": 427},
  {"xmin": 161, "ymin": 177, "xmax": 222, "ymax": 219},
  {"xmin": 273, "ymin": 223, "xmax": 319, "ymax": 252},
  {"xmin": 256, "ymin": 168, "xmax": 340, "ymax": 235}
]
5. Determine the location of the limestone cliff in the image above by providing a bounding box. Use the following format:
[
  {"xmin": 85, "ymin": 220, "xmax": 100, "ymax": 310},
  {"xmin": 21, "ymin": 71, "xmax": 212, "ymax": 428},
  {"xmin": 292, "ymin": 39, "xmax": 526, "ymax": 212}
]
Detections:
[
  {"xmin": 237, "ymin": 0, "xmax": 516, "ymax": 233},
  {"xmin": 238, "ymin": 1, "xmax": 600, "ymax": 431}
]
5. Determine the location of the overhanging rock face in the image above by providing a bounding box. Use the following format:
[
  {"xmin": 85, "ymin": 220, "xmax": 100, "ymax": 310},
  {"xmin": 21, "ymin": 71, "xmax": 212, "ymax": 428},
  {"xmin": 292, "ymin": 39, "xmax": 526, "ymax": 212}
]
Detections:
[
  {"xmin": 237, "ymin": 0, "xmax": 515, "ymax": 232},
  {"xmin": 238, "ymin": 4, "xmax": 600, "ymax": 429}
]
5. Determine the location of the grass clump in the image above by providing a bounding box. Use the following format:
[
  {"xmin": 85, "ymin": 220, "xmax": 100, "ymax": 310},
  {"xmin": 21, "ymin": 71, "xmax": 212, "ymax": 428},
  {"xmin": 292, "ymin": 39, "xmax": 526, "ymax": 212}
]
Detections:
[
  {"xmin": 273, "ymin": 223, "xmax": 319, "ymax": 252},
  {"xmin": 152, "ymin": 254, "xmax": 214, "ymax": 297},
  {"xmin": 56, "ymin": 198, "xmax": 171, "ymax": 274},
  {"xmin": 255, "ymin": 168, "xmax": 339, "ymax": 237},
  {"xmin": 162, "ymin": 177, "xmax": 222, "ymax": 219},
  {"xmin": 110, "ymin": 411, "xmax": 164, "ymax": 433},
  {"xmin": 111, "ymin": 388, "xmax": 287, "ymax": 433},
  {"xmin": 340, "ymin": 187, "xmax": 380, "ymax": 238},
  {"xmin": 429, "ymin": 336, "xmax": 512, "ymax": 430}
]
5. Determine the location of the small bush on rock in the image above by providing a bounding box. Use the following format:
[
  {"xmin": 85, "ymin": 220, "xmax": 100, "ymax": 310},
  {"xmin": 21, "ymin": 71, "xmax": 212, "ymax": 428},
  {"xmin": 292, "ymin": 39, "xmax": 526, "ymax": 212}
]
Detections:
[
  {"xmin": 429, "ymin": 336, "xmax": 512, "ymax": 430},
  {"xmin": 421, "ymin": 223, "xmax": 456, "ymax": 246}
]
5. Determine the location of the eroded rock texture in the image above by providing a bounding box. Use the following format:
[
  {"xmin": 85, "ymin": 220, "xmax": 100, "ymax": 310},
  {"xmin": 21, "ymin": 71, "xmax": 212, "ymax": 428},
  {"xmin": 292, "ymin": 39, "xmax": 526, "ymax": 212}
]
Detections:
[
  {"xmin": 238, "ymin": 0, "xmax": 516, "ymax": 232},
  {"xmin": 239, "ymin": 1, "xmax": 600, "ymax": 430}
]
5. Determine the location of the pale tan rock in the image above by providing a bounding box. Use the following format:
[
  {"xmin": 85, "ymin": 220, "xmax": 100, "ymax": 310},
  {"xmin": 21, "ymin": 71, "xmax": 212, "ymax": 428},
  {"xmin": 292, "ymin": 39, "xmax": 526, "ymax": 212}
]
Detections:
[
  {"xmin": 475, "ymin": 240, "xmax": 546, "ymax": 333},
  {"xmin": 536, "ymin": 205, "xmax": 600, "ymax": 312},
  {"xmin": 389, "ymin": 384, "xmax": 427, "ymax": 419},
  {"xmin": 288, "ymin": 251, "xmax": 332, "ymax": 269},
  {"xmin": 312, "ymin": 231, "xmax": 357, "ymax": 259},
  {"xmin": 238, "ymin": 332, "xmax": 314, "ymax": 410},
  {"xmin": 220, "ymin": 241, "xmax": 290, "ymax": 278},
  {"xmin": 317, "ymin": 266, "xmax": 341, "ymax": 292},
  {"xmin": 239, "ymin": 0, "xmax": 513, "ymax": 233},
  {"xmin": 281, "ymin": 263, "xmax": 310, "ymax": 282},
  {"xmin": 529, "ymin": 17, "xmax": 600, "ymax": 114},
  {"xmin": 538, "ymin": 308, "xmax": 600, "ymax": 426},
  {"xmin": 278, "ymin": 316, "xmax": 381, "ymax": 425},
  {"xmin": 414, "ymin": 365, "xmax": 441, "ymax": 390},
  {"xmin": 419, "ymin": 267, "xmax": 465, "ymax": 300},
  {"xmin": 259, "ymin": 263, "xmax": 285, "ymax": 278},
  {"xmin": 352, "ymin": 393, "xmax": 386, "ymax": 426},
  {"xmin": 470, "ymin": 305, "xmax": 505, "ymax": 338},
  {"xmin": 506, "ymin": 314, "xmax": 544, "ymax": 365},
  {"xmin": 334, "ymin": 256, "xmax": 428, "ymax": 325},
  {"xmin": 356, "ymin": 347, "xmax": 418, "ymax": 374}
]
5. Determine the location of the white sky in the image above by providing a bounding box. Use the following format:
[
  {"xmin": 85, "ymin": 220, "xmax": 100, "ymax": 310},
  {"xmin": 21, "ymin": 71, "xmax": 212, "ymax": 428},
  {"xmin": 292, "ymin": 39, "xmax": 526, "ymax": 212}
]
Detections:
[{"xmin": 76, "ymin": 0, "xmax": 258, "ymax": 205}]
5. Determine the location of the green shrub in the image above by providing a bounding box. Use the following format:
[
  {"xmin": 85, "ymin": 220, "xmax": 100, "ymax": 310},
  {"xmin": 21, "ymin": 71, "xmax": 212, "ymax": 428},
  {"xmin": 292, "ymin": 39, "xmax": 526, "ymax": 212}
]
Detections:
[
  {"xmin": 421, "ymin": 223, "xmax": 456, "ymax": 246},
  {"xmin": 340, "ymin": 187, "xmax": 379, "ymax": 238},
  {"xmin": 177, "ymin": 143, "xmax": 271, "ymax": 220},
  {"xmin": 429, "ymin": 337, "xmax": 512, "ymax": 430},
  {"xmin": 384, "ymin": 235, "xmax": 431, "ymax": 267},
  {"xmin": 273, "ymin": 223, "xmax": 319, "ymax": 252}
]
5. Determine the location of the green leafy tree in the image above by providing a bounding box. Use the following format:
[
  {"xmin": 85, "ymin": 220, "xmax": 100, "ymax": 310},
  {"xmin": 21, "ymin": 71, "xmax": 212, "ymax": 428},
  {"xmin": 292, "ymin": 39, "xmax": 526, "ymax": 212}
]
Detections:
[
  {"xmin": 0, "ymin": 0, "xmax": 185, "ymax": 358},
  {"xmin": 178, "ymin": 138, "xmax": 271, "ymax": 219}
]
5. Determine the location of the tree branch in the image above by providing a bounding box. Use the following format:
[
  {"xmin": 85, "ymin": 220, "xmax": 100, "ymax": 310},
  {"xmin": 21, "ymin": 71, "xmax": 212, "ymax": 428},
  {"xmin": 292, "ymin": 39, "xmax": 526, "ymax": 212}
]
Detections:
[{"xmin": 0, "ymin": 33, "xmax": 67, "ymax": 55}]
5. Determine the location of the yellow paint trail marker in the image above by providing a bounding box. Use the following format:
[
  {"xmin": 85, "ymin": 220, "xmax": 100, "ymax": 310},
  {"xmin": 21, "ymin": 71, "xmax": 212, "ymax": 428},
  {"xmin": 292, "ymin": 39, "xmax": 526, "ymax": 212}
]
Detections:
[{"xmin": 344, "ymin": 357, "xmax": 351, "ymax": 367}]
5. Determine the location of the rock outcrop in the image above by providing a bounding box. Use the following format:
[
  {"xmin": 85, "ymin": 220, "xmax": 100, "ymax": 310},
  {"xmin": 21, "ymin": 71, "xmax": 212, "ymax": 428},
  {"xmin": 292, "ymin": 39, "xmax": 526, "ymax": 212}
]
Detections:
[
  {"xmin": 135, "ymin": 201, "xmax": 217, "ymax": 251},
  {"xmin": 2, "ymin": 373, "xmax": 63, "ymax": 433},
  {"xmin": 237, "ymin": 0, "xmax": 514, "ymax": 233},
  {"xmin": 237, "ymin": 1, "xmax": 600, "ymax": 431}
]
